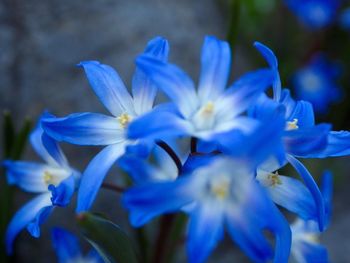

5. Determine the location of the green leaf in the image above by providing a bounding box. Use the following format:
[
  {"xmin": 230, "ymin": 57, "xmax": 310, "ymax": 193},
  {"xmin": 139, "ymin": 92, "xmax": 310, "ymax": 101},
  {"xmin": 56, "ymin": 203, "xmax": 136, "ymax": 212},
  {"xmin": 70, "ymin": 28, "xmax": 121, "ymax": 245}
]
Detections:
[
  {"xmin": 77, "ymin": 213, "xmax": 139, "ymax": 263},
  {"xmin": 11, "ymin": 118, "xmax": 32, "ymax": 160},
  {"xmin": 3, "ymin": 111, "xmax": 15, "ymax": 158}
]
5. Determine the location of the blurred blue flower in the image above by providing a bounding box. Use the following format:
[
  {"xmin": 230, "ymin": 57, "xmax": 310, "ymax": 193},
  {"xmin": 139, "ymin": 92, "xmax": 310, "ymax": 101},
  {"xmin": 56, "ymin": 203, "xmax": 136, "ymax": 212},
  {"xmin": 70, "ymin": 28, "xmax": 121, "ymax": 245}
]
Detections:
[
  {"xmin": 339, "ymin": 7, "xmax": 350, "ymax": 29},
  {"xmin": 291, "ymin": 171, "xmax": 332, "ymax": 263},
  {"xmin": 41, "ymin": 37, "xmax": 169, "ymax": 213},
  {"xmin": 284, "ymin": 0, "xmax": 340, "ymax": 29},
  {"xmin": 2, "ymin": 113, "xmax": 80, "ymax": 254},
  {"xmin": 127, "ymin": 36, "xmax": 274, "ymax": 143},
  {"xmin": 123, "ymin": 156, "xmax": 291, "ymax": 263},
  {"xmin": 292, "ymin": 55, "xmax": 342, "ymax": 114},
  {"xmin": 51, "ymin": 227, "xmax": 102, "ymax": 263}
]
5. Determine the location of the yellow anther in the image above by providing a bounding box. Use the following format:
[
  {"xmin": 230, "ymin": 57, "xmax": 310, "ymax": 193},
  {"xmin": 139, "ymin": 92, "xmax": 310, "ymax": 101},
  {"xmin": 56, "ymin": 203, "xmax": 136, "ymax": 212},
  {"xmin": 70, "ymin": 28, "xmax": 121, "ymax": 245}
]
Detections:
[
  {"xmin": 268, "ymin": 172, "xmax": 282, "ymax": 187},
  {"xmin": 286, "ymin": 118, "xmax": 299, "ymax": 131},
  {"xmin": 202, "ymin": 101, "xmax": 214, "ymax": 115},
  {"xmin": 211, "ymin": 182, "xmax": 230, "ymax": 200},
  {"xmin": 43, "ymin": 171, "xmax": 53, "ymax": 185},
  {"xmin": 117, "ymin": 113, "xmax": 132, "ymax": 128}
]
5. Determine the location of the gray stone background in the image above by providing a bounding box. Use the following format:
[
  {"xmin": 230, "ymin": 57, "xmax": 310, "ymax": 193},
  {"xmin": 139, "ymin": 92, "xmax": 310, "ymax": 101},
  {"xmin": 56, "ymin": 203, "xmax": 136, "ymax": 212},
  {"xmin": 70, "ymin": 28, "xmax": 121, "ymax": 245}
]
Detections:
[{"xmin": 1, "ymin": 0, "xmax": 350, "ymax": 262}]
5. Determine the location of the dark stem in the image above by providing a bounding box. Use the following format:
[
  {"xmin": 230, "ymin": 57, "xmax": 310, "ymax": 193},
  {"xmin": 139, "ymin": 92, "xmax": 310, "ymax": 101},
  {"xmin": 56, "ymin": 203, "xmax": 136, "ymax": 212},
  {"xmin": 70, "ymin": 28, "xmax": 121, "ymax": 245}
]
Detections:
[
  {"xmin": 152, "ymin": 214, "xmax": 176, "ymax": 263},
  {"xmin": 156, "ymin": 140, "xmax": 182, "ymax": 174},
  {"xmin": 101, "ymin": 183, "xmax": 126, "ymax": 193},
  {"xmin": 190, "ymin": 137, "xmax": 197, "ymax": 153}
]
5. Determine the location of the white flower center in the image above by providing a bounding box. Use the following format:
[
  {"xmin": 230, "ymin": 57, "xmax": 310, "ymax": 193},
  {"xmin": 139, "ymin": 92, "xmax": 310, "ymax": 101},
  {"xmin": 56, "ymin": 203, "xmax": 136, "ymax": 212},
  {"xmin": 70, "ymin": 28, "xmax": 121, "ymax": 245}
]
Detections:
[{"xmin": 191, "ymin": 101, "xmax": 216, "ymax": 131}]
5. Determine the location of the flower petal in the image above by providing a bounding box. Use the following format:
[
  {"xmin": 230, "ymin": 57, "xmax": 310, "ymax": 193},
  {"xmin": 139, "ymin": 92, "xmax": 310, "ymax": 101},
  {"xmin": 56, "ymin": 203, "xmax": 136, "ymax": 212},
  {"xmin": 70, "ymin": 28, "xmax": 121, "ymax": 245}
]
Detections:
[
  {"xmin": 216, "ymin": 69, "xmax": 274, "ymax": 120},
  {"xmin": 287, "ymin": 155, "xmax": 325, "ymax": 231},
  {"xmin": 49, "ymin": 174, "xmax": 77, "ymax": 207},
  {"xmin": 127, "ymin": 110, "xmax": 192, "ymax": 140},
  {"xmin": 198, "ymin": 36, "xmax": 231, "ymax": 103},
  {"xmin": 287, "ymin": 100, "xmax": 315, "ymax": 128},
  {"xmin": 3, "ymin": 160, "xmax": 55, "ymax": 193},
  {"xmin": 51, "ymin": 227, "xmax": 82, "ymax": 263},
  {"xmin": 257, "ymin": 173, "xmax": 317, "ymax": 220},
  {"xmin": 132, "ymin": 37, "xmax": 169, "ymax": 115},
  {"xmin": 30, "ymin": 112, "xmax": 68, "ymax": 167},
  {"xmin": 78, "ymin": 61, "xmax": 134, "ymax": 116},
  {"xmin": 302, "ymin": 130, "xmax": 350, "ymax": 158},
  {"xmin": 5, "ymin": 193, "xmax": 52, "ymax": 254},
  {"xmin": 284, "ymin": 123, "xmax": 331, "ymax": 157},
  {"xmin": 136, "ymin": 55, "xmax": 198, "ymax": 118},
  {"xmin": 76, "ymin": 143, "xmax": 126, "ymax": 212},
  {"xmin": 122, "ymin": 175, "xmax": 195, "ymax": 227},
  {"xmin": 42, "ymin": 112, "xmax": 124, "ymax": 146},
  {"xmin": 254, "ymin": 41, "xmax": 281, "ymax": 100},
  {"xmin": 187, "ymin": 202, "xmax": 224, "ymax": 263}
]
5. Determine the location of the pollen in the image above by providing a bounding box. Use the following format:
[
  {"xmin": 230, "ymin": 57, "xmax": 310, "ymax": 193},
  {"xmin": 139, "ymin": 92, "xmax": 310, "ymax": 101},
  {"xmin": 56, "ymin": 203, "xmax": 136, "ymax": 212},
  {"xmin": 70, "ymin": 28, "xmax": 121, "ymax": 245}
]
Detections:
[
  {"xmin": 202, "ymin": 101, "xmax": 214, "ymax": 115},
  {"xmin": 117, "ymin": 113, "xmax": 132, "ymax": 128},
  {"xmin": 43, "ymin": 171, "xmax": 54, "ymax": 185},
  {"xmin": 268, "ymin": 172, "xmax": 282, "ymax": 187},
  {"xmin": 286, "ymin": 118, "xmax": 299, "ymax": 131}
]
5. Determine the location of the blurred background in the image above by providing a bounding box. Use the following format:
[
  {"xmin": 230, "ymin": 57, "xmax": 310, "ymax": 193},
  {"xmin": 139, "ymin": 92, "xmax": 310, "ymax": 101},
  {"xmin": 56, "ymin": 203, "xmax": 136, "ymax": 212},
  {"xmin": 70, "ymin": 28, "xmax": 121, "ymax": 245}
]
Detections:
[{"xmin": 1, "ymin": 0, "xmax": 350, "ymax": 262}]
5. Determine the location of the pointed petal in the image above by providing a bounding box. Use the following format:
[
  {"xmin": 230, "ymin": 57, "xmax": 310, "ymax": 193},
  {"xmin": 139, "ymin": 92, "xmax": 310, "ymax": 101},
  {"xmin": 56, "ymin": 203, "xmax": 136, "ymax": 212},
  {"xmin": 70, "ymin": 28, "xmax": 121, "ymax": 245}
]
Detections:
[
  {"xmin": 122, "ymin": 176, "xmax": 195, "ymax": 227},
  {"xmin": 136, "ymin": 55, "xmax": 198, "ymax": 118},
  {"xmin": 78, "ymin": 61, "xmax": 134, "ymax": 116},
  {"xmin": 41, "ymin": 132, "xmax": 69, "ymax": 168},
  {"xmin": 42, "ymin": 112, "xmax": 124, "ymax": 146},
  {"xmin": 132, "ymin": 37, "xmax": 169, "ymax": 115},
  {"xmin": 198, "ymin": 36, "xmax": 231, "ymax": 103},
  {"xmin": 257, "ymin": 173, "xmax": 317, "ymax": 220},
  {"xmin": 302, "ymin": 130, "xmax": 350, "ymax": 158},
  {"xmin": 127, "ymin": 110, "xmax": 192, "ymax": 140},
  {"xmin": 187, "ymin": 202, "xmax": 224, "ymax": 263},
  {"xmin": 3, "ymin": 160, "xmax": 54, "ymax": 193},
  {"xmin": 216, "ymin": 69, "xmax": 274, "ymax": 120},
  {"xmin": 254, "ymin": 42, "xmax": 281, "ymax": 100},
  {"xmin": 5, "ymin": 193, "xmax": 52, "ymax": 254},
  {"xmin": 287, "ymin": 155, "xmax": 325, "ymax": 231},
  {"xmin": 284, "ymin": 124, "xmax": 331, "ymax": 157},
  {"xmin": 27, "ymin": 206, "xmax": 54, "ymax": 237},
  {"xmin": 76, "ymin": 143, "xmax": 125, "ymax": 212},
  {"xmin": 51, "ymin": 227, "xmax": 82, "ymax": 263},
  {"xmin": 30, "ymin": 114, "xmax": 68, "ymax": 167}
]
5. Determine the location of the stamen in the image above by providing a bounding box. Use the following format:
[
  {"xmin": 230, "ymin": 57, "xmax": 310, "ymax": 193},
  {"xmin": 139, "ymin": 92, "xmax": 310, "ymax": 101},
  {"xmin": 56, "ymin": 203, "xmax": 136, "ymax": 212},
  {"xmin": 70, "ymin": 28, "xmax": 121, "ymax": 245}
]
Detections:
[
  {"xmin": 202, "ymin": 101, "xmax": 214, "ymax": 115},
  {"xmin": 117, "ymin": 113, "xmax": 132, "ymax": 128},
  {"xmin": 268, "ymin": 172, "xmax": 282, "ymax": 187},
  {"xmin": 286, "ymin": 118, "xmax": 299, "ymax": 131},
  {"xmin": 210, "ymin": 177, "xmax": 230, "ymax": 200},
  {"xmin": 43, "ymin": 171, "xmax": 54, "ymax": 185}
]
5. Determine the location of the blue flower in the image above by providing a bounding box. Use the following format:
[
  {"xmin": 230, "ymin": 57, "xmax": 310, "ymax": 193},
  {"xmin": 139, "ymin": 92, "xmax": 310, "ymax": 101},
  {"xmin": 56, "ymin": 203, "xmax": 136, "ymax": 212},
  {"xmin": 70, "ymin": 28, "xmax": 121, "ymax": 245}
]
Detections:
[
  {"xmin": 292, "ymin": 54, "xmax": 342, "ymax": 114},
  {"xmin": 127, "ymin": 36, "xmax": 274, "ymax": 143},
  {"xmin": 250, "ymin": 43, "xmax": 336, "ymax": 231},
  {"xmin": 51, "ymin": 227, "xmax": 102, "ymax": 263},
  {"xmin": 123, "ymin": 156, "xmax": 291, "ymax": 263},
  {"xmin": 41, "ymin": 37, "xmax": 169, "ymax": 213},
  {"xmin": 290, "ymin": 171, "xmax": 332, "ymax": 263},
  {"xmin": 2, "ymin": 113, "xmax": 80, "ymax": 254},
  {"xmin": 284, "ymin": 0, "xmax": 340, "ymax": 29},
  {"xmin": 339, "ymin": 7, "xmax": 350, "ymax": 30}
]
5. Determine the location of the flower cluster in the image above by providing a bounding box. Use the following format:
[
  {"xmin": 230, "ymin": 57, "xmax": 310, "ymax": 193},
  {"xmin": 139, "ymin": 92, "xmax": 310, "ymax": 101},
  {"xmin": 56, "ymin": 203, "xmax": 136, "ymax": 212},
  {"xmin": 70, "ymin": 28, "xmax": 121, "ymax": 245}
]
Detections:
[{"xmin": 4, "ymin": 36, "xmax": 350, "ymax": 262}]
